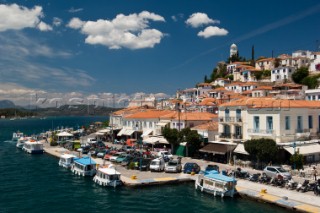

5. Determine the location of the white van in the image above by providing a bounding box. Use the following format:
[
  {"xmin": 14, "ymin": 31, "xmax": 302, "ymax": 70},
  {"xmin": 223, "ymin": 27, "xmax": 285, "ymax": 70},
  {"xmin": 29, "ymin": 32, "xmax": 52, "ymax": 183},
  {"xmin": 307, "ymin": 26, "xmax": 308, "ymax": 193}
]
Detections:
[
  {"xmin": 87, "ymin": 138, "xmax": 97, "ymax": 144},
  {"xmin": 150, "ymin": 158, "xmax": 165, "ymax": 172},
  {"xmin": 157, "ymin": 151, "xmax": 173, "ymax": 158}
]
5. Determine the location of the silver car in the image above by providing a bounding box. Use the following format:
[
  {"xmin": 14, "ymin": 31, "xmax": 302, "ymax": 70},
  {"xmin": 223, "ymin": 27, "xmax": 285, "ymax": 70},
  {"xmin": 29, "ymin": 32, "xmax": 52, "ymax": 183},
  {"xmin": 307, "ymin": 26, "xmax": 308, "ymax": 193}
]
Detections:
[
  {"xmin": 165, "ymin": 159, "xmax": 182, "ymax": 173},
  {"xmin": 263, "ymin": 166, "xmax": 292, "ymax": 180}
]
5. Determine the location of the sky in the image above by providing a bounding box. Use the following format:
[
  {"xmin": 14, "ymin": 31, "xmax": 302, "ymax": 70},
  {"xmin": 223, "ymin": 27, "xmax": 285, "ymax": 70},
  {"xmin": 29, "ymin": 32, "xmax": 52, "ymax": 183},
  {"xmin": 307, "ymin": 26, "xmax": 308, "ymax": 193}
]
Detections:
[{"xmin": 0, "ymin": 0, "xmax": 319, "ymax": 107}]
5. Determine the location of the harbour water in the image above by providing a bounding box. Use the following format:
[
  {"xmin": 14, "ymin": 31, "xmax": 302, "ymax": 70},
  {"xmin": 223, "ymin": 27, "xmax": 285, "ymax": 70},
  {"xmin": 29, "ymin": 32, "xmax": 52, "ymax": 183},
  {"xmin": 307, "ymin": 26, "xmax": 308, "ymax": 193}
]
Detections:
[{"xmin": 0, "ymin": 117, "xmax": 291, "ymax": 213}]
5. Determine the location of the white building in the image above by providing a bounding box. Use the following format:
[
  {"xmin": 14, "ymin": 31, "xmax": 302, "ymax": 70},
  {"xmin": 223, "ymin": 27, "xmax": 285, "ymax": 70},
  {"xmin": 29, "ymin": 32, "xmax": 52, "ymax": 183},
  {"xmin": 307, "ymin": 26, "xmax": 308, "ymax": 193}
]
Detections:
[
  {"xmin": 271, "ymin": 66, "xmax": 296, "ymax": 82},
  {"xmin": 305, "ymin": 89, "xmax": 320, "ymax": 101},
  {"xmin": 212, "ymin": 78, "xmax": 231, "ymax": 87},
  {"xmin": 230, "ymin": 43, "xmax": 237, "ymax": 57},
  {"xmin": 309, "ymin": 52, "xmax": 320, "ymax": 72},
  {"xmin": 255, "ymin": 58, "xmax": 275, "ymax": 70}
]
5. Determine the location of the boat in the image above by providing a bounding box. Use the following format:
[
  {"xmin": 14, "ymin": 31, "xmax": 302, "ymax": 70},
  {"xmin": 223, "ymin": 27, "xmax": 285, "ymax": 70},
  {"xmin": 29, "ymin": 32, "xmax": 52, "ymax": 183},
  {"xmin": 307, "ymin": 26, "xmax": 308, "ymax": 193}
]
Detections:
[
  {"xmin": 16, "ymin": 137, "xmax": 31, "ymax": 149},
  {"xmin": 71, "ymin": 157, "xmax": 96, "ymax": 176},
  {"xmin": 12, "ymin": 132, "xmax": 24, "ymax": 142},
  {"xmin": 195, "ymin": 170, "xmax": 237, "ymax": 198},
  {"xmin": 22, "ymin": 139, "xmax": 44, "ymax": 154},
  {"xmin": 59, "ymin": 153, "xmax": 78, "ymax": 169},
  {"xmin": 93, "ymin": 164, "xmax": 122, "ymax": 187}
]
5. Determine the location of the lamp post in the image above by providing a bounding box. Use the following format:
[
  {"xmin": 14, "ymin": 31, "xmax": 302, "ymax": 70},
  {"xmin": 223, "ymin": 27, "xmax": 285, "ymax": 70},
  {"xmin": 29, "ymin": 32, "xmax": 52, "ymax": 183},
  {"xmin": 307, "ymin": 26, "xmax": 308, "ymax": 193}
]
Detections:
[{"xmin": 292, "ymin": 141, "xmax": 296, "ymax": 170}]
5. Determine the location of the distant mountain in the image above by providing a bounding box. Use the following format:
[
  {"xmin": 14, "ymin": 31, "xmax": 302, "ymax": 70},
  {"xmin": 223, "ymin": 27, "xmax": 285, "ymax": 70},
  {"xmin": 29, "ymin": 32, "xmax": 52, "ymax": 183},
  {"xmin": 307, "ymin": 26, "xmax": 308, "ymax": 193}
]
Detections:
[{"xmin": 0, "ymin": 100, "xmax": 16, "ymax": 109}]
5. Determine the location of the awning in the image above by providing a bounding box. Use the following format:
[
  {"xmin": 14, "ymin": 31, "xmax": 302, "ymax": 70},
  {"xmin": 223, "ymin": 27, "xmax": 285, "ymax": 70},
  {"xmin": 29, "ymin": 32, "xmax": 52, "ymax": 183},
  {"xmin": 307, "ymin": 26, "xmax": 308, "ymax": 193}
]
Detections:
[
  {"xmin": 283, "ymin": 144, "xmax": 320, "ymax": 155},
  {"xmin": 57, "ymin": 131, "xmax": 73, "ymax": 137},
  {"xmin": 143, "ymin": 136, "xmax": 168, "ymax": 145},
  {"xmin": 156, "ymin": 120, "xmax": 170, "ymax": 127},
  {"xmin": 98, "ymin": 128, "xmax": 110, "ymax": 133},
  {"xmin": 233, "ymin": 143, "xmax": 249, "ymax": 155},
  {"xmin": 117, "ymin": 128, "xmax": 126, "ymax": 136},
  {"xmin": 123, "ymin": 129, "xmax": 135, "ymax": 136},
  {"xmin": 199, "ymin": 143, "xmax": 236, "ymax": 155},
  {"xmin": 141, "ymin": 129, "xmax": 153, "ymax": 137},
  {"xmin": 95, "ymin": 132, "xmax": 105, "ymax": 136}
]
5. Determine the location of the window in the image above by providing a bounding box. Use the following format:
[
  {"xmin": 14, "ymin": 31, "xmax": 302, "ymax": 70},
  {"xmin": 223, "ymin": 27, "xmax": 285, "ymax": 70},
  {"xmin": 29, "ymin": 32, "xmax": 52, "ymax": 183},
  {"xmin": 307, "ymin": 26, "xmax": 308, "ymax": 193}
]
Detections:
[
  {"xmin": 225, "ymin": 108, "xmax": 230, "ymax": 121},
  {"xmin": 267, "ymin": 116, "xmax": 273, "ymax": 131},
  {"xmin": 309, "ymin": 115, "xmax": 313, "ymax": 129},
  {"xmin": 236, "ymin": 109, "xmax": 241, "ymax": 121},
  {"xmin": 297, "ymin": 116, "xmax": 303, "ymax": 132},
  {"xmin": 285, "ymin": 116, "xmax": 290, "ymax": 130},
  {"xmin": 149, "ymin": 122, "xmax": 152, "ymax": 128},
  {"xmin": 254, "ymin": 116, "xmax": 260, "ymax": 131},
  {"xmin": 318, "ymin": 95, "xmax": 320, "ymax": 100},
  {"xmin": 313, "ymin": 95, "xmax": 316, "ymax": 100}
]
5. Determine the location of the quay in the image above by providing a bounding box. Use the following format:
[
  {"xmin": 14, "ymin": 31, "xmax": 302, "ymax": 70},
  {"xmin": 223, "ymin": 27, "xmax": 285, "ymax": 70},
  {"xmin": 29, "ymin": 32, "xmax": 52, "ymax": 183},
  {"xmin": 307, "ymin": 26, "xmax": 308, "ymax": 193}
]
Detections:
[{"xmin": 43, "ymin": 143, "xmax": 320, "ymax": 213}]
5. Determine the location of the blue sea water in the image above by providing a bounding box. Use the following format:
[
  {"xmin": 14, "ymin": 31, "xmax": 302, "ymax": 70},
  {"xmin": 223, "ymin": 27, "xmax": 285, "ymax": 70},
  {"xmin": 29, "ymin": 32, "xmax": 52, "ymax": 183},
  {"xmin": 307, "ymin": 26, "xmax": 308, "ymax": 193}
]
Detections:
[{"xmin": 0, "ymin": 117, "xmax": 291, "ymax": 213}]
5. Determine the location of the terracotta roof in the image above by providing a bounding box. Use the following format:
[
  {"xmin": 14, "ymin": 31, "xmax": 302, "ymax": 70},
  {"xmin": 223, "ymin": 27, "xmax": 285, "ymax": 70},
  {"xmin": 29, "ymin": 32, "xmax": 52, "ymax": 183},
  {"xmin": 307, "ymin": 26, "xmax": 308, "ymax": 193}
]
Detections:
[
  {"xmin": 192, "ymin": 121, "xmax": 218, "ymax": 131},
  {"xmin": 124, "ymin": 110, "xmax": 173, "ymax": 119},
  {"xmin": 160, "ymin": 111, "xmax": 217, "ymax": 121},
  {"xmin": 199, "ymin": 98, "xmax": 217, "ymax": 106},
  {"xmin": 112, "ymin": 106, "xmax": 154, "ymax": 116},
  {"xmin": 212, "ymin": 87, "xmax": 227, "ymax": 92},
  {"xmin": 220, "ymin": 97, "xmax": 320, "ymax": 109},
  {"xmin": 256, "ymin": 57, "xmax": 275, "ymax": 62},
  {"xmin": 197, "ymin": 83, "xmax": 212, "ymax": 87},
  {"xmin": 252, "ymin": 86, "xmax": 273, "ymax": 91}
]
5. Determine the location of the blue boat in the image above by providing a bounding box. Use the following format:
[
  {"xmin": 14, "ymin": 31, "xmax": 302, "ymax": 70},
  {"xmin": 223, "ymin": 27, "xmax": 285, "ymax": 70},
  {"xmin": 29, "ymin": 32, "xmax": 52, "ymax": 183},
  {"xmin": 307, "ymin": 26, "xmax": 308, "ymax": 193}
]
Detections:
[
  {"xmin": 195, "ymin": 170, "xmax": 237, "ymax": 198},
  {"xmin": 71, "ymin": 157, "xmax": 96, "ymax": 176}
]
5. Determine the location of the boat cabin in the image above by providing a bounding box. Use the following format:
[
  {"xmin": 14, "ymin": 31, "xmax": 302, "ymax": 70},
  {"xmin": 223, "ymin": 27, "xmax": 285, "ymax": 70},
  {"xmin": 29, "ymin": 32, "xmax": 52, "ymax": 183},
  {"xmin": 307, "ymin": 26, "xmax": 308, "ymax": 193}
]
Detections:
[
  {"xmin": 71, "ymin": 157, "xmax": 96, "ymax": 176},
  {"xmin": 22, "ymin": 140, "xmax": 44, "ymax": 154},
  {"xmin": 59, "ymin": 153, "xmax": 78, "ymax": 168},
  {"xmin": 93, "ymin": 164, "xmax": 122, "ymax": 187}
]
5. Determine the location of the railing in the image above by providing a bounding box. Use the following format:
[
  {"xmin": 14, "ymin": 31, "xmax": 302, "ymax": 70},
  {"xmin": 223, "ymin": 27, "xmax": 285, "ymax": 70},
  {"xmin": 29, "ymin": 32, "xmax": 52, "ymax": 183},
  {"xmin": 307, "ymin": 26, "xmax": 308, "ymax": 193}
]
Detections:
[
  {"xmin": 219, "ymin": 133, "xmax": 232, "ymax": 139},
  {"xmin": 247, "ymin": 129, "xmax": 274, "ymax": 135},
  {"xmin": 232, "ymin": 134, "xmax": 243, "ymax": 139},
  {"xmin": 219, "ymin": 117, "xmax": 242, "ymax": 123}
]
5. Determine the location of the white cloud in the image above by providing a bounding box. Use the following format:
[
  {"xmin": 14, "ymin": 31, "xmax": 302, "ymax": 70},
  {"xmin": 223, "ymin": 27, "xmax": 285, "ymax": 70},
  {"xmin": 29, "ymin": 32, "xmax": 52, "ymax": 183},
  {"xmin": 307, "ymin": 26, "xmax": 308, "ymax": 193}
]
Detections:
[
  {"xmin": 37, "ymin": 21, "xmax": 52, "ymax": 31},
  {"xmin": 67, "ymin": 17, "xmax": 84, "ymax": 29},
  {"xmin": 53, "ymin": 17, "xmax": 62, "ymax": 27},
  {"xmin": 197, "ymin": 26, "xmax": 228, "ymax": 38},
  {"xmin": 171, "ymin": 13, "xmax": 184, "ymax": 22},
  {"xmin": 0, "ymin": 3, "xmax": 51, "ymax": 32},
  {"xmin": 68, "ymin": 7, "xmax": 83, "ymax": 13},
  {"xmin": 185, "ymin": 12, "xmax": 220, "ymax": 28},
  {"xmin": 67, "ymin": 11, "xmax": 166, "ymax": 50}
]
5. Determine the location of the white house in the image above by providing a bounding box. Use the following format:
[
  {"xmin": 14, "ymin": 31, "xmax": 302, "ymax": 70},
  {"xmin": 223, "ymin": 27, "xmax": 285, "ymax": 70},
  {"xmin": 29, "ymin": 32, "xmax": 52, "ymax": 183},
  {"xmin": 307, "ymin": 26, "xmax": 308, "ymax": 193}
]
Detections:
[
  {"xmin": 305, "ymin": 89, "xmax": 320, "ymax": 101},
  {"xmin": 309, "ymin": 52, "xmax": 320, "ymax": 72},
  {"xmin": 271, "ymin": 66, "xmax": 296, "ymax": 82},
  {"xmin": 212, "ymin": 78, "xmax": 231, "ymax": 87},
  {"xmin": 255, "ymin": 58, "xmax": 275, "ymax": 70}
]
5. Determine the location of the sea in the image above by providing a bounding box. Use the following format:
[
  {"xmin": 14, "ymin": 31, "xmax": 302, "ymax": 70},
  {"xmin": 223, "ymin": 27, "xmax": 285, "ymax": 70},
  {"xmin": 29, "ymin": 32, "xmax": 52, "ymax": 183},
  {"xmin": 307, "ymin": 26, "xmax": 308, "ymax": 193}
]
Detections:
[{"xmin": 0, "ymin": 116, "xmax": 291, "ymax": 213}]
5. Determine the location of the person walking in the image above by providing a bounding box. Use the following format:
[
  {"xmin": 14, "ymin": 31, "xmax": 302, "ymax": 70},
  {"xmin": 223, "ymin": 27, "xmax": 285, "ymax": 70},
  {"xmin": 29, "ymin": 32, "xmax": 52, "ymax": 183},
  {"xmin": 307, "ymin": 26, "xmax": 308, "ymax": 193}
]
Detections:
[{"xmin": 312, "ymin": 167, "xmax": 318, "ymax": 181}]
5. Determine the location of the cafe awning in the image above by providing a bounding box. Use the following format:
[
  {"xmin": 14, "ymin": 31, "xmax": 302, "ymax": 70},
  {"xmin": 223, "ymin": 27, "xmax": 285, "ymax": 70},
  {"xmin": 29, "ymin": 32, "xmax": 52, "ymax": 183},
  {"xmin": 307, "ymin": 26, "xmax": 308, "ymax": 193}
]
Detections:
[
  {"xmin": 199, "ymin": 143, "xmax": 236, "ymax": 155},
  {"xmin": 117, "ymin": 128, "xmax": 126, "ymax": 136},
  {"xmin": 141, "ymin": 129, "xmax": 153, "ymax": 137},
  {"xmin": 283, "ymin": 144, "xmax": 320, "ymax": 155},
  {"xmin": 123, "ymin": 129, "xmax": 135, "ymax": 136},
  {"xmin": 233, "ymin": 143, "xmax": 249, "ymax": 155},
  {"xmin": 143, "ymin": 136, "xmax": 169, "ymax": 145},
  {"xmin": 156, "ymin": 120, "xmax": 170, "ymax": 127}
]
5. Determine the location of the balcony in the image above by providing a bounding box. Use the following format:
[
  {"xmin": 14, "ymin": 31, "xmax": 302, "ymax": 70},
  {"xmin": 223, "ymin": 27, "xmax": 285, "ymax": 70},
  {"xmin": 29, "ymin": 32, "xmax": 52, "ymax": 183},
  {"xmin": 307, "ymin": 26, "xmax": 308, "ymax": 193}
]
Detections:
[
  {"xmin": 219, "ymin": 116, "xmax": 242, "ymax": 123},
  {"xmin": 248, "ymin": 129, "xmax": 274, "ymax": 136},
  {"xmin": 219, "ymin": 133, "xmax": 232, "ymax": 139},
  {"xmin": 232, "ymin": 134, "xmax": 243, "ymax": 139}
]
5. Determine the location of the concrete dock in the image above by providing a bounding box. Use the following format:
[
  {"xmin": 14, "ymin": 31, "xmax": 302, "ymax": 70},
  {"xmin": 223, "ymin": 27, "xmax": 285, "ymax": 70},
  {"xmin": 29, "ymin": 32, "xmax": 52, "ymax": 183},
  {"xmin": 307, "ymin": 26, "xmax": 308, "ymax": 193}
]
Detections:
[{"xmin": 43, "ymin": 144, "xmax": 320, "ymax": 213}]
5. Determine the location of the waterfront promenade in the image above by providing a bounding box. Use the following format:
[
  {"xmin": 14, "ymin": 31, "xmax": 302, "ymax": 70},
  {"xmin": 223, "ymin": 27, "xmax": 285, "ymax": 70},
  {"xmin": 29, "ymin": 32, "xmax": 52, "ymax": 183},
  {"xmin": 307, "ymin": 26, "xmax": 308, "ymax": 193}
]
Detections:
[{"xmin": 43, "ymin": 141, "xmax": 320, "ymax": 213}]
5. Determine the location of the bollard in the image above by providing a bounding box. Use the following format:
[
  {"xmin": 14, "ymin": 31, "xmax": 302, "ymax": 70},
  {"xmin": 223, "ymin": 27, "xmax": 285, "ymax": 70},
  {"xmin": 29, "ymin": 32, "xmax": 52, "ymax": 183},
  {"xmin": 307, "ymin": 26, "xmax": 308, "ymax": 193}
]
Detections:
[
  {"xmin": 131, "ymin": 175, "xmax": 137, "ymax": 180},
  {"xmin": 191, "ymin": 172, "xmax": 195, "ymax": 176},
  {"xmin": 260, "ymin": 189, "xmax": 267, "ymax": 194}
]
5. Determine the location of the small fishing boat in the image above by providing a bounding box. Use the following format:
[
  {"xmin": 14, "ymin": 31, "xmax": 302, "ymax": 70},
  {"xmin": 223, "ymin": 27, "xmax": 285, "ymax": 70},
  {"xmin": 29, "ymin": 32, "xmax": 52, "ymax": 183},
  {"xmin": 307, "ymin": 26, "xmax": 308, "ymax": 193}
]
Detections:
[
  {"xmin": 16, "ymin": 137, "xmax": 31, "ymax": 149},
  {"xmin": 12, "ymin": 132, "xmax": 24, "ymax": 142},
  {"xmin": 195, "ymin": 170, "xmax": 237, "ymax": 198},
  {"xmin": 22, "ymin": 139, "xmax": 44, "ymax": 154},
  {"xmin": 93, "ymin": 164, "xmax": 122, "ymax": 187},
  {"xmin": 71, "ymin": 157, "xmax": 96, "ymax": 176},
  {"xmin": 59, "ymin": 153, "xmax": 78, "ymax": 169}
]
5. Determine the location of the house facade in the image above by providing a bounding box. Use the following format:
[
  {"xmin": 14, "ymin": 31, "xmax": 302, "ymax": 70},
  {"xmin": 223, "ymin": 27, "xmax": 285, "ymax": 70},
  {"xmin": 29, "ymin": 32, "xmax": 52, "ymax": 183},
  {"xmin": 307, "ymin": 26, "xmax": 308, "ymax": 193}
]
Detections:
[{"xmin": 271, "ymin": 66, "xmax": 296, "ymax": 82}]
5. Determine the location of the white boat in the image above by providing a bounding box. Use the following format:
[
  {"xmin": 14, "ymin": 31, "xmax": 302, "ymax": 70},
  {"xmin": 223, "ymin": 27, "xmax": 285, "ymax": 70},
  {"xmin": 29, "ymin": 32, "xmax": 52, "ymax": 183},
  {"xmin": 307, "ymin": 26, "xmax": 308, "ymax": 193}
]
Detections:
[
  {"xmin": 16, "ymin": 137, "xmax": 31, "ymax": 149},
  {"xmin": 12, "ymin": 132, "xmax": 24, "ymax": 142},
  {"xmin": 59, "ymin": 153, "xmax": 78, "ymax": 169},
  {"xmin": 195, "ymin": 170, "xmax": 237, "ymax": 198},
  {"xmin": 93, "ymin": 164, "xmax": 122, "ymax": 187},
  {"xmin": 71, "ymin": 157, "xmax": 96, "ymax": 176},
  {"xmin": 22, "ymin": 139, "xmax": 44, "ymax": 154}
]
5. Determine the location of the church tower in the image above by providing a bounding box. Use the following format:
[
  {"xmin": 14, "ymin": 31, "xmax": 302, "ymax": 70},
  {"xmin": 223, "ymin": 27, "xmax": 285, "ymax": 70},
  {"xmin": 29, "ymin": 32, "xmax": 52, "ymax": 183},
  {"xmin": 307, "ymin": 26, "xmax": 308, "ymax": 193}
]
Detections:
[{"xmin": 230, "ymin": 43, "xmax": 237, "ymax": 57}]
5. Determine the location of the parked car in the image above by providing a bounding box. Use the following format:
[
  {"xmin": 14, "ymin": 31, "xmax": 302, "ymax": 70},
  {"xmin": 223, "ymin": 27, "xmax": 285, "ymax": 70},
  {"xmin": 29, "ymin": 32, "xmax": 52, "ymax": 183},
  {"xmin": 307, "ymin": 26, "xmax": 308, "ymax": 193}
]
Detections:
[
  {"xmin": 77, "ymin": 145, "xmax": 90, "ymax": 154},
  {"xmin": 95, "ymin": 141, "xmax": 106, "ymax": 148},
  {"xmin": 110, "ymin": 152, "xmax": 125, "ymax": 162},
  {"xmin": 121, "ymin": 155, "xmax": 134, "ymax": 167},
  {"xmin": 183, "ymin": 162, "xmax": 201, "ymax": 174},
  {"xmin": 150, "ymin": 158, "xmax": 165, "ymax": 172},
  {"xmin": 115, "ymin": 153, "xmax": 128, "ymax": 163},
  {"xmin": 205, "ymin": 164, "xmax": 219, "ymax": 173},
  {"xmin": 96, "ymin": 149, "xmax": 108, "ymax": 158},
  {"xmin": 137, "ymin": 158, "xmax": 152, "ymax": 171},
  {"xmin": 104, "ymin": 150, "xmax": 117, "ymax": 160},
  {"xmin": 122, "ymin": 145, "xmax": 134, "ymax": 152},
  {"xmin": 157, "ymin": 151, "xmax": 173, "ymax": 158},
  {"xmin": 165, "ymin": 159, "xmax": 182, "ymax": 173},
  {"xmin": 263, "ymin": 166, "xmax": 292, "ymax": 180}
]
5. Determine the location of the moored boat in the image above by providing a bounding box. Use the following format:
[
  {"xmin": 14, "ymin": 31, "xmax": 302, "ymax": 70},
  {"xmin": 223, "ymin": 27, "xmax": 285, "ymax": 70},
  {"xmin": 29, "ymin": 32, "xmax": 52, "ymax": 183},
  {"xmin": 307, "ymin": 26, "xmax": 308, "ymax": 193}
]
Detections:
[
  {"xmin": 22, "ymin": 139, "xmax": 44, "ymax": 154},
  {"xmin": 59, "ymin": 153, "xmax": 78, "ymax": 169},
  {"xmin": 93, "ymin": 164, "xmax": 122, "ymax": 187},
  {"xmin": 195, "ymin": 170, "xmax": 237, "ymax": 198},
  {"xmin": 16, "ymin": 137, "xmax": 31, "ymax": 149},
  {"xmin": 71, "ymin": 157, "xmax": 96, "ymax": 176},
  {"xmin": 12, "ymin": 132, "xmax": 24, "ymax": 142}
]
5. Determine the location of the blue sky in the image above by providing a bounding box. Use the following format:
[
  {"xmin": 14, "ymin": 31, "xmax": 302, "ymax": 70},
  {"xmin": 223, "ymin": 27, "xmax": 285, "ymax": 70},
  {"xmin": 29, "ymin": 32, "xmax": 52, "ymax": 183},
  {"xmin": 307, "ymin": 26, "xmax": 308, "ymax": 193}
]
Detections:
[{"xmin": 0, "ymin": 0, "xmax": 319, "ymax": 106}]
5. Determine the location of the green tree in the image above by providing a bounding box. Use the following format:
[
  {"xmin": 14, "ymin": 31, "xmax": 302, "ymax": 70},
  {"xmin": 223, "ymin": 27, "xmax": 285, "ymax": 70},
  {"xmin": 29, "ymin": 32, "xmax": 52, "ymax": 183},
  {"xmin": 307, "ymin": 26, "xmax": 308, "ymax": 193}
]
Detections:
[
  {"xmin": 244, "ymin": 138, "xmax": 278, "ymax": 167},
  {"xmin": 274, "ymin": 58, "xmax": 281, "ymax": 68},
  {"xmin": 253, "ymin": 71, "xmax": 263, "ymax": 80},
  {"xmin": 290, "ymin": 151, "xmax": 304, "ymax": 170},
  {"xmin": 178, "ymin": 127, "xmax": 201, "ymax": 157},
  {"xmin": 262, "ymin": 70, "xmax": 271, "ymax": 77},
  {"xmin": 292, "ymin": 67, "xmax": 309, "ymax": 84},
  {"xmin": 162, "ymin": 127, "xmax": 179, "ymax": 152},
  {"xmin": 204, "ymin": 75, "xmax": 209, "ymax": 83}
]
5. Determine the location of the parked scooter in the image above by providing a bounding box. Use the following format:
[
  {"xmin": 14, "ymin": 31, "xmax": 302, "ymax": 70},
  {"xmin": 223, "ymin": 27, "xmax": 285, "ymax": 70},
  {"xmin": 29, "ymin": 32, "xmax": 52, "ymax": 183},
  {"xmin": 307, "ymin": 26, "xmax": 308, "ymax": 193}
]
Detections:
[
  {"xmin": 296, "ymin": 179, "xmax": 309, "ymax": 192},
  {"xmin": 259, "ymin": 173, "xmax": 271, "ymax": 184},
  {"xmin": 285, "ymin": 179, "xmax": 298, "ymax": 190},
  {"xmin": 270, "ymin": 174, "xmax": 286, "ymax": 187},
  {"xmin": 248, "ymin": 173, "xmax": 261, "ymax": 182},
  {"xmin": 314, "ymin": 179, "xmax": 320, "ymax": 196}
]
